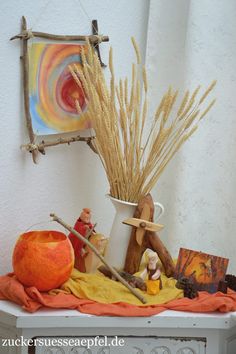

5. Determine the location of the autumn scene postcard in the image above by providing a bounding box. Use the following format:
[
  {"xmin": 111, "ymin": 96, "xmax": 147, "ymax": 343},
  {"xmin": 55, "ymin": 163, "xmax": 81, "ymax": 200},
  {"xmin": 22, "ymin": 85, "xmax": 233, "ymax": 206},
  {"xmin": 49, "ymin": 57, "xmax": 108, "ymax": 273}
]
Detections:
[{"xmin": 175, "ymin": 248, "xmax": 229, "ymax": 293}]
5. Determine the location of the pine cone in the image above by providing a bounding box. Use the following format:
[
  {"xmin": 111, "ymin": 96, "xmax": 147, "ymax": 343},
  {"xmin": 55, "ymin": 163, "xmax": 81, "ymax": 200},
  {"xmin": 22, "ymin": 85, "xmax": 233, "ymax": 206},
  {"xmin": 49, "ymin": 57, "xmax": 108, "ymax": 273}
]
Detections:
[
  {"xmin": 176, "ymin": 277, "xmax": 198, "ymax": 299},
  {"xmin": 225, "ymin": 274, "xmax": 236, "ymax": 291}
]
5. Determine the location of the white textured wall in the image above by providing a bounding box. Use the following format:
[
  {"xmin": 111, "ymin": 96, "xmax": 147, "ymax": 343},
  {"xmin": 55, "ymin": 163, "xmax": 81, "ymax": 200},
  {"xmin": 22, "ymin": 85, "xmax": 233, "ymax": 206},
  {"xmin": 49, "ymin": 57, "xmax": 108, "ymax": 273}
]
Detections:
[
  {"xmin": 0, "ymin": 0, "xmax": 150, "ymax": 273},
  {"xmin": 2, "ymin": 0, "xmax": 235, "ymax": 278},
  {"xmin": 146, "ymin": 0, "xmax": 236, "ymax": 274}
]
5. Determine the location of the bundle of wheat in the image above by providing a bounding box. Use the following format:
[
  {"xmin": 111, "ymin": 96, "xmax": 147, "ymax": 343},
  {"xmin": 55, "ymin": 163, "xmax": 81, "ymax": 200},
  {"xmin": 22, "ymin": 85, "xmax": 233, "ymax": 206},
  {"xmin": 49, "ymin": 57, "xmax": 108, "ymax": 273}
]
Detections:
[{"xmin": 70, "ymin": 39, "xmax": 216, "ymax": 203}]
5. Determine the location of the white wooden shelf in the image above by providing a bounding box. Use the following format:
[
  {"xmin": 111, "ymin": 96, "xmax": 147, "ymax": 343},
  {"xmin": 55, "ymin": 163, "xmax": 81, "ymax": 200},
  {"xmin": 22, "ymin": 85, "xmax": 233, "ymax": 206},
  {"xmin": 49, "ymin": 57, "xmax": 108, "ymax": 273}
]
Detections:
[{"xmin": 0, "ymin": 300, "xmax": 236, "ymax": 354}]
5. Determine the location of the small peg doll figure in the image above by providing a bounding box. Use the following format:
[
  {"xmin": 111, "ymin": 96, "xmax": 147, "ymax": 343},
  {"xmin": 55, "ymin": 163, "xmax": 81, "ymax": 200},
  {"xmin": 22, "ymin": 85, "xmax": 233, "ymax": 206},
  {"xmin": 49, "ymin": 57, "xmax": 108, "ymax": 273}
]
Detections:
[
  {"xmin": 68, "ymin": 208, "xmax": 94, "ymax": 272},
  {"xmin": 84, "ymin": 234, "xmax": 108, "ymax": 273},
  {"xmin": 140, "ymin": 250, "xmax": 162, "ymax": 295}
]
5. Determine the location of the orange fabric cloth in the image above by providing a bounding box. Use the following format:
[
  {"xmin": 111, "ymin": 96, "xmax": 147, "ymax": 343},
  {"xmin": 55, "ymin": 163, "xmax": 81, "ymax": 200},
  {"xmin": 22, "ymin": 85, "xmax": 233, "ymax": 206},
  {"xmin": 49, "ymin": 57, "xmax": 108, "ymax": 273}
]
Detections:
[{"xmin": 1, "ymin": 273, "xmax": 236, "ymax": 316}]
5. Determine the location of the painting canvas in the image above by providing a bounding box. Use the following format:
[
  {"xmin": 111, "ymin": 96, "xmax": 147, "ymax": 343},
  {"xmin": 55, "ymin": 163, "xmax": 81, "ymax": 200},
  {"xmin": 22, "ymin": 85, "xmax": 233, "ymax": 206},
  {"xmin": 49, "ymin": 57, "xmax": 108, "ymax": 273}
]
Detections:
[
  {"xmin": 29, "ymin": 43, "xmax": 90, "ymax": 135},
  {"xmin": 175, "ymin": 248, "xmax": 229, "ymax": 293}
]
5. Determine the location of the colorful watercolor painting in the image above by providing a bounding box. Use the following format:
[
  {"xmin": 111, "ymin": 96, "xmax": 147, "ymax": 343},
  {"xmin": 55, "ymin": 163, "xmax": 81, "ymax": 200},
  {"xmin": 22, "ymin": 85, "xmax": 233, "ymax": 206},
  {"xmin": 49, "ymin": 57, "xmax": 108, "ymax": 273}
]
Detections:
[
  {"xmin": 175, "ymin": 248, "xmax": 229, "ymax": 293},
  {"xmin": 29, "ymin": 43, "xmax": 90, "ymax": 135}
]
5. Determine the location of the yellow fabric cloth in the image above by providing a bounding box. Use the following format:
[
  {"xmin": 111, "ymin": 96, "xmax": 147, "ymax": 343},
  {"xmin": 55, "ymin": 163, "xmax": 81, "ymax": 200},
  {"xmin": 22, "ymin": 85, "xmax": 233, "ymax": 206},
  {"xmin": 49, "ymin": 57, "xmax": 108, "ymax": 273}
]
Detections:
[{"xmin": 50, "ymin": 268, "xmax": 183, "ymax": 306}]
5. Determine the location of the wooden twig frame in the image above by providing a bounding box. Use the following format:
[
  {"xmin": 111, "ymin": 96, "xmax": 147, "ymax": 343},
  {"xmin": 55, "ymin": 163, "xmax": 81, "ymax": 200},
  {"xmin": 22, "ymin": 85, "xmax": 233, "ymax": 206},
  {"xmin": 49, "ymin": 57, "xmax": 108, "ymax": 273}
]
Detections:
[
  {"xmin": 12, "ymin": 16, "xmax": 108, "ymax": 163},
  {"xmin": 20, "ymin": 135, "xmax": 98, "ymax": 155}
]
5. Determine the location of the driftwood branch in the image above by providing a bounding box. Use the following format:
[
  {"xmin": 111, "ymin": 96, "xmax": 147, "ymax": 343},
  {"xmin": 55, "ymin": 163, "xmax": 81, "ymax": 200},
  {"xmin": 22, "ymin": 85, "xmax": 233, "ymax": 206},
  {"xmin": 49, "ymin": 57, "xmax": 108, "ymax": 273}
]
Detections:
[
  {"xmin": 21, "ymin": 136, "xmax": 98, "ymax": 155},
  {"xmin": 21, "ymin": 16, "xmax": 38, "ymax": 164},
  {"xmin": 11, "ymin": 31, "xmax": 109, "ymax": 44},
  {"xmin": 146, "ymin": 231, "xmax": 176, "ymax": 277},
  {"xmin": 50, "ymin": 213, "xmax": 147, "ymax": 304},
  {"xmin": 124, "ymin": 194, "xmax": 175, "ymax": 277}
]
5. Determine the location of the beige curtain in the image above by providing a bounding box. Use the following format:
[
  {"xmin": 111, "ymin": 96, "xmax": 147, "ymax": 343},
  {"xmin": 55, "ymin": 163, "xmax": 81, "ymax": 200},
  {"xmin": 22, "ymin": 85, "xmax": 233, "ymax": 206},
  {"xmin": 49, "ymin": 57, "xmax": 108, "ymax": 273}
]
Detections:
[{"xmin": 145, "ymin": 0, "xmax": 236, "ymax": 273}]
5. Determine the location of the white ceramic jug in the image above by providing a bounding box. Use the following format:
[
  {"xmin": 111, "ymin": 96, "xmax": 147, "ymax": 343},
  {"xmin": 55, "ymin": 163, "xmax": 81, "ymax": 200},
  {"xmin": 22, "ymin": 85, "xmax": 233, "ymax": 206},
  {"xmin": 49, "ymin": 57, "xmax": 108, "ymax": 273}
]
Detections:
[{"xmin": 104, "ymin": 195, "xmax": 164, "ymax": 269}]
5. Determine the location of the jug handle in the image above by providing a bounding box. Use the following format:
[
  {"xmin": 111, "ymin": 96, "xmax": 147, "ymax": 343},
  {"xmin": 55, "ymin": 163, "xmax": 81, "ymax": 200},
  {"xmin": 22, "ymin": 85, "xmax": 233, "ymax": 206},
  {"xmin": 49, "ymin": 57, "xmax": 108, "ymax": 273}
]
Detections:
[{"xmin": 153, "ymin": 202, "xmax": 165, "ymax": 222}]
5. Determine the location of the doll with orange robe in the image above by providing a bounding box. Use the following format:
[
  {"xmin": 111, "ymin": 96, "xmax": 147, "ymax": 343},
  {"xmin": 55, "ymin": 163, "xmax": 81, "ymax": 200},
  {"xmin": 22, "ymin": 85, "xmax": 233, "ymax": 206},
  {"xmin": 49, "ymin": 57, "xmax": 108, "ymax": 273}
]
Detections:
[{"xmin": 68, "ymin": 208, "xmax": 94, "ymax": 272}]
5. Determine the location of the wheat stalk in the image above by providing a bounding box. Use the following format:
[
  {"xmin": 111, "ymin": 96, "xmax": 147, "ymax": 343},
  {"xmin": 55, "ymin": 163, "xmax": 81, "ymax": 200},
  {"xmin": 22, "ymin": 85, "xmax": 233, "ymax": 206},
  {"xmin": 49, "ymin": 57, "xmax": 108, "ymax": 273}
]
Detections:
[{"xmin": 69, "ymin": 40, "xmax": 216, "ymax": 202}]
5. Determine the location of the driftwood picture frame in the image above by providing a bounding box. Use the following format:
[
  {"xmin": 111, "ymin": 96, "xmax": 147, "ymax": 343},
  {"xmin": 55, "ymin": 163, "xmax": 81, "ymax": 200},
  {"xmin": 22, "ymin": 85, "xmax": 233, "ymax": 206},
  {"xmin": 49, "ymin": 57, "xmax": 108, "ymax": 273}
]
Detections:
[{"xmin": 11, "ymin": 16, "xmax": 109, "ymax": 163}]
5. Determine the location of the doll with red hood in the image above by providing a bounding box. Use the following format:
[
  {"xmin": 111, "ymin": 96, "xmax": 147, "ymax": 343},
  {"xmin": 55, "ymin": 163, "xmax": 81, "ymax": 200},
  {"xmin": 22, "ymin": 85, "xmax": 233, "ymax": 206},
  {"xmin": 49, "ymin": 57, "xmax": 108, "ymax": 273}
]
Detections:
[{"xmin": 68, "ymin": 208, "xmax": 94, "ymax": 272}]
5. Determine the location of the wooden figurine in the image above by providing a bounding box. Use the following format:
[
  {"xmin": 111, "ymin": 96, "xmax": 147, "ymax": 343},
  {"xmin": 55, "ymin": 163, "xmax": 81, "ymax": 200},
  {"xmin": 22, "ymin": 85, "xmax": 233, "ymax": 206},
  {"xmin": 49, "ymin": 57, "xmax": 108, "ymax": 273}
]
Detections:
[
  {"xmin": 84, "ymin": 234, "xmax": 108, "ymax": 273},
  {"xmin": 140, "ymin": 250, "xmax": 162, "ymax": 295},
  {"xmin": 68, "ymin": 209, "xmax": 108, "ymax": 273},
  {"xmin": 68, "ymin": 208, "xmax": 95, "ymax": 272},
  {"xmin": 124, "ymin": 194, "xmax": 175, "ymax": 277}
]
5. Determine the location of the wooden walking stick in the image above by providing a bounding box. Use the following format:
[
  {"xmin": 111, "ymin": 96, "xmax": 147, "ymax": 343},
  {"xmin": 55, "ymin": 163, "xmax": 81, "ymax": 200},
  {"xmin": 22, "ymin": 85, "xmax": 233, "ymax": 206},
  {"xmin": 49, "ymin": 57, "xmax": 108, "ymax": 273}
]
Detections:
[{"xmin": 50, "ymin": 213, "xmax": 147, "ymax": 304}]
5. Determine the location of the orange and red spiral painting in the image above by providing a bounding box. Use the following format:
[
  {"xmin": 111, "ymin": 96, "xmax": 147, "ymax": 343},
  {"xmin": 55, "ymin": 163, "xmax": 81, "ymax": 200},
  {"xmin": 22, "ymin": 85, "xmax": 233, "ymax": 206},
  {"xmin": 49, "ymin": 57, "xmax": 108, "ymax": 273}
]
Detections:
[{"xmin": 29, "ymin": 43, "xmax": 90, "ymax": 135}]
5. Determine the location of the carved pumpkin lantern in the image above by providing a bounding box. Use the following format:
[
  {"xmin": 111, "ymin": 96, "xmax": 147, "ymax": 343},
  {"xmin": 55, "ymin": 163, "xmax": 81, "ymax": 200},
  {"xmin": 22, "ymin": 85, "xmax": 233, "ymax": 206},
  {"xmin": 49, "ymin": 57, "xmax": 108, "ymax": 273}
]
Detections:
[{"xmin": 12, "ymin": 230, "xmax": 74, "ymax": 291}]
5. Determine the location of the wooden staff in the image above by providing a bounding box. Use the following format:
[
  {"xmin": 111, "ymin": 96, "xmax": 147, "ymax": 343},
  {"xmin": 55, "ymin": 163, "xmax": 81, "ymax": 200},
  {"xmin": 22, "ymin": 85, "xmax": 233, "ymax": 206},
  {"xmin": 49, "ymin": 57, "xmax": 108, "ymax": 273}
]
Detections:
[{"xmin": 50, "ymin": 213, "xmax": 147, "ymax": 304}]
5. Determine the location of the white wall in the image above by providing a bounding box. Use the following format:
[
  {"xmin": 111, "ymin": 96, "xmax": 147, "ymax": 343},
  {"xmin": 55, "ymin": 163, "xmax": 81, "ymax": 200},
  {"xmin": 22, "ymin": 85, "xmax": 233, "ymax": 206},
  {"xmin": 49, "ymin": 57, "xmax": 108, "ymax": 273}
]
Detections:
[
  {"xmin": 146, "ymin": 0, "xmax": 236, "ymax": 274},
  {"xmin": 2, "ymin": 0, "xmax": 235, "ymax": 278},
  {"xmin": 0, "ymin": 0, "xmax": 150, "ymax": 273}
]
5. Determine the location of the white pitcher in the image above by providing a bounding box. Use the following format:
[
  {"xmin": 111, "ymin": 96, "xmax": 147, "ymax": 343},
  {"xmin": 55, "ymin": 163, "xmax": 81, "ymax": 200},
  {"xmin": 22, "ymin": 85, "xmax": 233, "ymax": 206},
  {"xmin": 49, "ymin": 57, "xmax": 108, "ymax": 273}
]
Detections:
[{"xmin": 104, "ymin": 195, "xmax": 164, "ymax": 270}]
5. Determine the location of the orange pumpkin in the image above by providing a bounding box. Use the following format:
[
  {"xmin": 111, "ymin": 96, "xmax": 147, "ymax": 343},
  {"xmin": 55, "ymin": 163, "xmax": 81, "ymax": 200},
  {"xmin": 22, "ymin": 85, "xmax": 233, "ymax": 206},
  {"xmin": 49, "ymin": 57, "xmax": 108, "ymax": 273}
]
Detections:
[{"xmin": 12, "ymin": 230, "xmax": 74, "ymax": 291}]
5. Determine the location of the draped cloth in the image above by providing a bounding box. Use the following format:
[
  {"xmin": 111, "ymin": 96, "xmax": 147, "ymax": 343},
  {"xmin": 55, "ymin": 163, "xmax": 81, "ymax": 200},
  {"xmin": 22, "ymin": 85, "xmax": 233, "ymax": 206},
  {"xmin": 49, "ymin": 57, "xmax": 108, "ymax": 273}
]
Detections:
[{"xmin": 1, "ymin": 271, "xmax": 236, "ymax": 316}]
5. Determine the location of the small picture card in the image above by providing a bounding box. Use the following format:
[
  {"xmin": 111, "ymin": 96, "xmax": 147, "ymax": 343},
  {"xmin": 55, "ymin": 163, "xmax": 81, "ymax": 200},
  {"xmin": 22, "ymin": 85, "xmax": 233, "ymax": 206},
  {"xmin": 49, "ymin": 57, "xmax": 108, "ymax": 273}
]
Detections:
[{"xmin": 175, "ymin": 247, "xmax": 229, "ymax": 293}]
